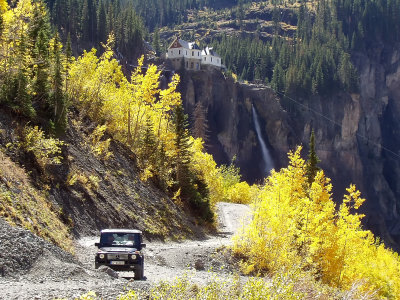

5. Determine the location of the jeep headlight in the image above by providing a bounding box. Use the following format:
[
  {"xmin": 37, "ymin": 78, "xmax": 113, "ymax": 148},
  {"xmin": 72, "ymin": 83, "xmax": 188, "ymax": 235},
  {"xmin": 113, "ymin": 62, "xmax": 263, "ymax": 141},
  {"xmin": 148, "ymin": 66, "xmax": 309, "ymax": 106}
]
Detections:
[
  {"xmin": 99, "ymin": 254, "xmax": 105, "ymax": 259},
  {"xmin": 130, "ymin": 255, "xmax": 136, "ymax": 260}
]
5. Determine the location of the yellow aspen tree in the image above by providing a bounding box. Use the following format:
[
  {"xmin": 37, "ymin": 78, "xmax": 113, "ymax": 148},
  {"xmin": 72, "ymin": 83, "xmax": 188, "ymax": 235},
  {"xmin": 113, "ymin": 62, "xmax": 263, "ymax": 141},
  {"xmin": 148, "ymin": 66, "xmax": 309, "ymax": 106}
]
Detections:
[
  {"xmin": 189, "ymin": 137, "xmax": 224, "ymax": 207},
  {"xmin": 233, "ymin": 146, "xmax": 400, "ymax": 298},
  {"xmin": 0, "ymin": 0, "xmax": 7, "ymax": 13}
]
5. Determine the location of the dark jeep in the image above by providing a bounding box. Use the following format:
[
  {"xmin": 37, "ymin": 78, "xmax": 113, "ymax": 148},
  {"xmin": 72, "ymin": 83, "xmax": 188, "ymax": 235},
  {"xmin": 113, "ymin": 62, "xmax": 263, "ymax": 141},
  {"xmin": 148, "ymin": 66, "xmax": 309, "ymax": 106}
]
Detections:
[{"xmin": 95, "ymin": 229, "xmax": 146, "ymax": 280}]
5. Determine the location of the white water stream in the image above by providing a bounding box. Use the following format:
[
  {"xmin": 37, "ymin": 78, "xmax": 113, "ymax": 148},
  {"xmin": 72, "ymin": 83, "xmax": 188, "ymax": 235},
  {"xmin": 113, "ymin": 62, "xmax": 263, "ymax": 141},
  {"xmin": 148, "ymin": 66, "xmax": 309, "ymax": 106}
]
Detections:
[{"xmin": 252, "ymin": 105, "xmax": 274, "ymax": 175}]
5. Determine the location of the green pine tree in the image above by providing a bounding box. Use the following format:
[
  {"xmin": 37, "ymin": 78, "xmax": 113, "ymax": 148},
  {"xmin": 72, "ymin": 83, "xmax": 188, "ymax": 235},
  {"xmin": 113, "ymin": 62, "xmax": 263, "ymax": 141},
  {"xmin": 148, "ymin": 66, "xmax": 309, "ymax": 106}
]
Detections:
[
  {"xmin": 152, "ymin": 27, "xmax": 161, "ymax": 55},
  {"xmin": 306, "ymin": 129, "xmax": 321, "ymax": 185},
  {"xmin": 50, "ymin": 34, "xmax": 67, "ymax": 132},
  {"xmin": 139, "ymin": 116, "xmax": 157, "ymax": 165},
  {"xmin": 172, "ymin": 104, "xmax": 212, "ymax": 222},
  {"xmin": 97, "ymin": 0, "xmax": 107, "ymax": 43},
  {"xmin": 32, "ymin": 28, "xmax": 50, "ymax": 108},
  {"xmin": 173, "ymin": 103, "xmax": 192, "ymax": 190}
]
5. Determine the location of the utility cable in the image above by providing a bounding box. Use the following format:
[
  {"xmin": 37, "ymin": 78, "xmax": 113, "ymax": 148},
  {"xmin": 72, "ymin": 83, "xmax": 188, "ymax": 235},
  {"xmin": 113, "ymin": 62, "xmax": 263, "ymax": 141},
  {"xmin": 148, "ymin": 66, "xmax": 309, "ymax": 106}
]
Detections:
[{"xmin": 272, "ymin": 89, "xmax": 400, "ymax": 160}]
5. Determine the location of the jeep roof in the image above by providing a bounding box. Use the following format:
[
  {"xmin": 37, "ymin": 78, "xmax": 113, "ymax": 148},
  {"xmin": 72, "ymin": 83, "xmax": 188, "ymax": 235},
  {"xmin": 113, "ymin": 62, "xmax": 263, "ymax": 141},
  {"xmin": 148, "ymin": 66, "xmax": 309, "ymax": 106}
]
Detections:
[{"xmin": 101, "ymin": 229, "xmax": 142, "ymax": 234}]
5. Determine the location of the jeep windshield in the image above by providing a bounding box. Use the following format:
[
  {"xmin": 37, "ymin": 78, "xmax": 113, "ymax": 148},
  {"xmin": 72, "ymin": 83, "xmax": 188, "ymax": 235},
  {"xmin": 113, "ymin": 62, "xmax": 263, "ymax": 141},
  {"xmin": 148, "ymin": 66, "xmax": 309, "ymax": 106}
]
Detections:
[{"xmin": 99, "ymin": 232, "xmax": 140, "ymax": 248}]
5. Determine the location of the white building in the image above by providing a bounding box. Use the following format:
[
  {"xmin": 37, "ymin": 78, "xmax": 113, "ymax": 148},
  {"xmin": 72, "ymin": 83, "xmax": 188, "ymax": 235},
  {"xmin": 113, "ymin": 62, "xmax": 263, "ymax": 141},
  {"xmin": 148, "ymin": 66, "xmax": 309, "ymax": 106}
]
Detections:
[
  {"xmin": 201, "ymin": 46, "xmax": 222, "ymax": 68},
  {"xmin": 167, "ymin": 38, "xmax": 202, "ymax": 70},
  {"xmin": 166, "ymin": 37, "xmax": 222, "ymax": 70}
]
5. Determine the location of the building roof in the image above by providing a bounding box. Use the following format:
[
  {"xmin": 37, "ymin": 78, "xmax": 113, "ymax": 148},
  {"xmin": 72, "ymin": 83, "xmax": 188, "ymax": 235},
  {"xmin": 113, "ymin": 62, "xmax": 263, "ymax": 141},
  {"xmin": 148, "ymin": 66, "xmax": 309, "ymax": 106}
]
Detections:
[
  {"xmin": 201, "ymin": 46, "xmax": 220, "ymax": 58},
  {"xmin": 169, "ymin": 37, "xmax": 200, "ymax": 50}
]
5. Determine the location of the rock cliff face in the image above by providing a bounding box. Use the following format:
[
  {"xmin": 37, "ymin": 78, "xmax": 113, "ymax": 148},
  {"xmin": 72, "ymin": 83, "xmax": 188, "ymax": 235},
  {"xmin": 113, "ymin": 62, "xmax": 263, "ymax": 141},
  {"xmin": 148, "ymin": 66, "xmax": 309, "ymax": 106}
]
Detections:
[{"xmin": 178, "ymin": 45, "xmax": 400, "ymax": 251}]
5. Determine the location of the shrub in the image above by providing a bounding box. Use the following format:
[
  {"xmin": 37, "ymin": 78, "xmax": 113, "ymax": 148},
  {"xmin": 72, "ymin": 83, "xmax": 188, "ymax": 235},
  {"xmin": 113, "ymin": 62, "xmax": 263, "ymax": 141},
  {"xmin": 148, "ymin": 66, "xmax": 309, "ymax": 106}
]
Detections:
[{"xmin": 20, "ymin": 125, "xmax": 64, "ymax": 167}]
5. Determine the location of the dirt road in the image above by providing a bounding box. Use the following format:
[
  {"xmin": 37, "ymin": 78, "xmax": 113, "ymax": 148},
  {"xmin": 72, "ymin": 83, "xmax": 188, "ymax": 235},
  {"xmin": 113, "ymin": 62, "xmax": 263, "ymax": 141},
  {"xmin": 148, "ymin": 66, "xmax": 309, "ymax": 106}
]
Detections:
[{"xmin": 0, "ymin": 203, "xmax": 251, "ymax": 299}]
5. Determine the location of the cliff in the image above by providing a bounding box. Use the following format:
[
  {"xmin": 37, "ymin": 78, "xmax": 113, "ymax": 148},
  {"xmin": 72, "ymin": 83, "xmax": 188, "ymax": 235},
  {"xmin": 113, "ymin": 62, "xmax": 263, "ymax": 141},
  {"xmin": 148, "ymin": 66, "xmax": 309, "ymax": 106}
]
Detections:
[{"xmin": 178, "ymin": 45, "xmax": 400, "ymax": 251}]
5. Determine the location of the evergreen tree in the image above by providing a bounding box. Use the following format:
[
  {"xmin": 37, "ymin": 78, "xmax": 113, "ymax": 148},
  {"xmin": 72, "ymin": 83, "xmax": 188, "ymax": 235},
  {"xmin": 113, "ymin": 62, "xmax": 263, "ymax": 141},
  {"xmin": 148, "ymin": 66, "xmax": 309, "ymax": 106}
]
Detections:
[
  {"xmin": 152, "ymin": 26, "xmax": 160, "ymax": 55},
  {"xmin": 15, "ymin": 32, "xmax": 35, "ymax": 118},
  {"xmin": 81, "ymin": 0, "xmax": 96, "ymax": 43},
  {"xmin": 173, "ymin": 103, "xmax": 192, "ymax": 190},
  {"xmin": 97, "ymin": 0, "xmax": 107, "ymax": 43},
  {"xmin": 64, "ymin": 33, "xmax": 72, "ymax": 93},
  {"xmin": 50, "ymin": 34, "xmax": 67, "ymax": 132},
  {"xmin": 32, "ymin": 28, "xmax": 50, "ymax": 109},
  {"xmin": 139, "ymin": 115, "xmax": 156, "ymax": 165},
  {"xmin": 172, "ymin": 104, "xmax": 213, "ymax": 222},
  {"xmin": 306, "ymin": 129, "xmax": 321, "ymax": 185},
  {"xmin": 29, "ymin": 1, "xmax": 51, "ymax": 110}
]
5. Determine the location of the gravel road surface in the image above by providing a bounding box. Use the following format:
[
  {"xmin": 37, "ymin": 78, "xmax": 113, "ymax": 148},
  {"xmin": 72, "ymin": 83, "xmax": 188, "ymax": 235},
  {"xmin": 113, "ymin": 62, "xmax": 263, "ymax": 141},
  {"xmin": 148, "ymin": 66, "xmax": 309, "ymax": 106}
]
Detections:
[{"xmin": 0, "ymin": 202, "xmax": 251, "ymax": 299}]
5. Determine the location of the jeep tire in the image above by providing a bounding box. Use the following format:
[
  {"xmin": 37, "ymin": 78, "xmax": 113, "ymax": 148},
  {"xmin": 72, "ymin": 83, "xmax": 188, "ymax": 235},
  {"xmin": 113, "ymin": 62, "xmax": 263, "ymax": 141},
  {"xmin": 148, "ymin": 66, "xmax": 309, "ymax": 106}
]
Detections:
[{"xmin": 134, "ymin": 259, "xmax": 144, "ymax": 280}]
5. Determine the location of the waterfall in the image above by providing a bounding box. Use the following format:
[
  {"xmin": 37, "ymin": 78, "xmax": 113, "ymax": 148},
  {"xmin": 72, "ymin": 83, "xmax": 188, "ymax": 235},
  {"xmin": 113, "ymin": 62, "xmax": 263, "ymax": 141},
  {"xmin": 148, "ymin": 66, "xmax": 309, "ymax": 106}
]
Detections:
[{"xmin": 252, "ymin": 105, "xmax": 274, "ymax": 175}]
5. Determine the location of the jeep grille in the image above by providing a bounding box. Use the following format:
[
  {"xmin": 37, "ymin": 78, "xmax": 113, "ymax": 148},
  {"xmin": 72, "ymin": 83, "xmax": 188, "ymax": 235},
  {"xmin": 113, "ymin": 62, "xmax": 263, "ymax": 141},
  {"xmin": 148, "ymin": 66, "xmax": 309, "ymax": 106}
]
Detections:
[{"xmin": 107, "ymin": 254, "xmax": 129, "ymax": 260}]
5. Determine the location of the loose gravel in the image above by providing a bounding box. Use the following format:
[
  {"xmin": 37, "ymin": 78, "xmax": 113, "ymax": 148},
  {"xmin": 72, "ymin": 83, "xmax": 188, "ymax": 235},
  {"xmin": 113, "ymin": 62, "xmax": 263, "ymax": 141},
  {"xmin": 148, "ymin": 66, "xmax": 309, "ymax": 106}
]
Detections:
[
  {"xmin": 0, "ymin": 219, "xmax": 75, "ymax": 277},
  {"xmin": 0, "ymin": 203, "xmax": 251, "ymax": 299}
]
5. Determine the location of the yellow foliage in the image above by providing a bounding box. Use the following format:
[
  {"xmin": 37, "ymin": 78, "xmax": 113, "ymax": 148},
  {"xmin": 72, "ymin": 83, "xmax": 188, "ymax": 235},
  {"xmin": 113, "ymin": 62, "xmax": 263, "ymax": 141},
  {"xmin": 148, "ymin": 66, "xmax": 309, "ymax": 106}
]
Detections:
[
  {"xmin": 231, "ymin": 72, "xmax": 238, "ymax": 82},
  {"xmin": 0, "ymin": 0, "xmax": 7, "ymax": 13},
  {"xmin": 20, "ymin": 125, "xmax": 64, "ymax": 167},
  {"xmin": 233, "ymin": 146, "xmax": 400, "ymax": 298},
  {"xmin": 68, "ymin": 47, "xmax": 183, "ymax": 184},
  {"xmin": 227, "ymin": 181, "xmax": 253, "ymax": 204},
  {"xmin": 88, "ymin": 125, "xmax": 112, "ymax": 160},
  {"xmin": 67, "ymin": 170, "xmax": 100, "ymax": 192},
  {"xmin": 190, "ymin": 137, "xmax": 258, "ymax": 207},
  {"xmin": 68, "ymin": 38, "xmax": 255, "ymax": 209},
  {"xmin": 189, "ymin": 137, "xmax": 224, "ymax": 207},
  {"xmin": 0, "ymin": 0, "xmax": 34, "ymax": 75}
]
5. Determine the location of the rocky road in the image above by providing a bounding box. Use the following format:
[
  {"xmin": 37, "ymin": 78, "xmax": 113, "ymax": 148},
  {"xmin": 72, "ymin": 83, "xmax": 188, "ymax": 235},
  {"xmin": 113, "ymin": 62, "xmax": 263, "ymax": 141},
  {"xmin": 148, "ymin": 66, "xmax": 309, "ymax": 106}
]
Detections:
[{"xmin": 0, "ymin": 202, "xmax": 251, "ymax": 300}]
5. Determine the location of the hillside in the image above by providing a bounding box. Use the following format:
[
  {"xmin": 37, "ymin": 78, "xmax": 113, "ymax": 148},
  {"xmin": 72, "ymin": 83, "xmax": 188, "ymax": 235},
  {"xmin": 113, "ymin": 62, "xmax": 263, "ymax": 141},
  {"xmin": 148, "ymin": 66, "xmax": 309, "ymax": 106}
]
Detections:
[
  {"xmin": 158, "ymin": 2, "xmax": 298, "ymax": 45},
  {"xmin": 0, "ymin": 107, "xmax": 200, "ymax": 246}
]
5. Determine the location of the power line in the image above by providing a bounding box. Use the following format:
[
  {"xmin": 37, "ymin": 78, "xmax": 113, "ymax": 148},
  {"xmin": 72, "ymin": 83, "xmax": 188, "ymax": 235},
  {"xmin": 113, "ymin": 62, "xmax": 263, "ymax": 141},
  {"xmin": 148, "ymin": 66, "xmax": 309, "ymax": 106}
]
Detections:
[{"xmin": 274, "ymin": 89, "xmax": 400, "ymax": 160}]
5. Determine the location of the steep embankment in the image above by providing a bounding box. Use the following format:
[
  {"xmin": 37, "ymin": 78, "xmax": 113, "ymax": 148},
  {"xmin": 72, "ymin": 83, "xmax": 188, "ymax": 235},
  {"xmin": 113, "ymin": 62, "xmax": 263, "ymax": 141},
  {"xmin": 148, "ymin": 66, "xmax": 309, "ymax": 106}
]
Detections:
[
  {"xmin": 178, "ymin": 46, "xmax": 400, "ymax": 251},
  {"xmin": 0, "ymin": 107, "xmax": 200, "ymax": 246}
]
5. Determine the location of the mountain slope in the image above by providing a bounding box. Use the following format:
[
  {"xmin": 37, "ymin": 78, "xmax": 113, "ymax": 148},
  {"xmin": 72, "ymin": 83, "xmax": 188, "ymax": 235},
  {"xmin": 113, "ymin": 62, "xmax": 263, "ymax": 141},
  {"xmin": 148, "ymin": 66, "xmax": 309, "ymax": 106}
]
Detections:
[{"xmin": 0, "ymin": 107, "xmax": 201, "ymax": 244}]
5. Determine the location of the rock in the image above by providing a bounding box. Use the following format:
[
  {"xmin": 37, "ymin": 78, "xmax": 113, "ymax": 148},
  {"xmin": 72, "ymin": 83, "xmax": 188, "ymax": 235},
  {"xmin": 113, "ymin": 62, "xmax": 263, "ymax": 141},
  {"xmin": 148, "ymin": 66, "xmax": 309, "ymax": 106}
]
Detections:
[
  {"xmin": 98, "ymin": 266, "xmax": 119, "ymax": 279},
  {"xmin": 194, "ymin": 259, "xmax": 205, "ymax": 270},
  {"xmin": 0, "ymin": 219, "xmax": 75, "ymax": 276}
]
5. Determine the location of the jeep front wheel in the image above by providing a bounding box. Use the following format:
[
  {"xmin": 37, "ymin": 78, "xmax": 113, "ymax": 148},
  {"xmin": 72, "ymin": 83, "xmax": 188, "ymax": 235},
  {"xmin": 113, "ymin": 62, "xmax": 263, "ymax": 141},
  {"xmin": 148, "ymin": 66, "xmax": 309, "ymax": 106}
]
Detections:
[{"xmin": 134, "ymin": 260, "xmax": 144, "ymax": 280}]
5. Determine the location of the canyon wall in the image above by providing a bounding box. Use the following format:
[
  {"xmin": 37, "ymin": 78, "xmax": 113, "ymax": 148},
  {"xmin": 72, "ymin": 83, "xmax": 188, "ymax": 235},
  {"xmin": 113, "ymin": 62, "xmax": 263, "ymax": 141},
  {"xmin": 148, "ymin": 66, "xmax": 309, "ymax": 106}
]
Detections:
[{"xmin": 178, "ymin": 46, "xmax": 400, "ymax": 250}]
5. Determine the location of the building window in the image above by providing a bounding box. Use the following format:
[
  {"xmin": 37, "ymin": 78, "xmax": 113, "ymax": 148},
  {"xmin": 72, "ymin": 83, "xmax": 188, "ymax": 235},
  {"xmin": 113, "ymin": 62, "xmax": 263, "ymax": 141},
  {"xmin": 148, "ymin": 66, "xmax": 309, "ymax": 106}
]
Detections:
[
  {"xmin": 198, "ymin": 52, "xmax": 200, "ymax": 56},
  {"xmin": 211, "ymin": 57, "xmax": 213, "ymax": 62},
  {"xmin": 170, "ymin": 50, "xmax": 173, "ymax": 55},
  {"xmin": 186, "ymin": 51, "xmax": 187, "ymax": 55},
  {"xmin": 186, "ymin": 61, "xmax": 188, "ymax": 68},
  {"xmin": 204, "ymin": 57, "xmax": 206, "ymax": 61},
  {"xmin": 179, "ymin": 50, "xmax": 181, "ymax": 54},
  {"xmin": 191, "ymin": 62, "xmax": 194, "ymax": 69},
  {"xmin": 192, "ymin": 51, "xmax": 194, "ymax": 56},
  {"xmin": 196, "ymin": 63, "xmax": 199, "ymax": 70}
]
